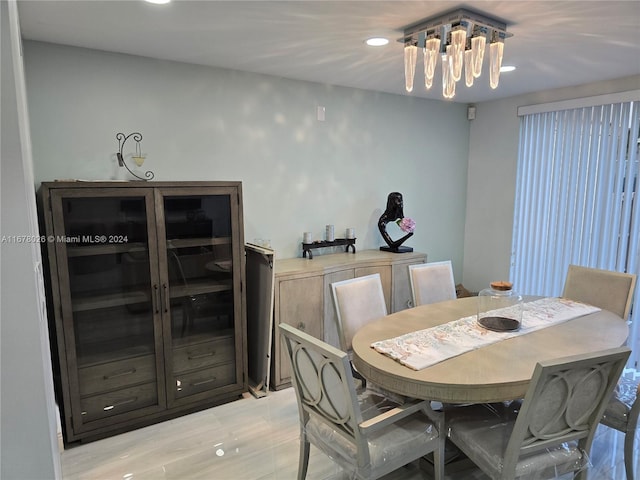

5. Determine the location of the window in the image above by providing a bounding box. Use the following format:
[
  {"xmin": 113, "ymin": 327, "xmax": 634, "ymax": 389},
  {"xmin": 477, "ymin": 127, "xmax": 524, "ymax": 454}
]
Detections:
[{"xmin": 511, "ymin": 96, "xmax": 639, "ymax": 366}]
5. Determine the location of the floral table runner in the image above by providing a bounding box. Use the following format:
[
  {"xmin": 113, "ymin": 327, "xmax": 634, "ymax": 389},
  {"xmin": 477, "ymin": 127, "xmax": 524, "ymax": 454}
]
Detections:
[{"xmin": 371, "ymin": 297, "xmax": 600, "ymax": 371}]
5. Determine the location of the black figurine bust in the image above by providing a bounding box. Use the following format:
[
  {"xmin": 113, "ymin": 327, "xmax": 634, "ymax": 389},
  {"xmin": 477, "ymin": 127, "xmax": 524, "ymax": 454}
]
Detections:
[{"xmin": 378, "ymin": 192, "xmax": 414, "ymax": 253}]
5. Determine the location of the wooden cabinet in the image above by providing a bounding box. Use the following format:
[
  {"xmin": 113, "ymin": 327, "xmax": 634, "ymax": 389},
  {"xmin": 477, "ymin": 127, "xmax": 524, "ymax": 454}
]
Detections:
[
  {"xmin": 392, "ymin": 256, "xmax": 424, "ymax": 312},
  {"xmin": 274, "ymin": 275, "xmax": 324, "ymax": 386},
  {"xmin": 39, "ymin": 181, "xmax": 246, "ymax": 444},
  {"xmin": 271, "ymin": 250, "xmax": 426, "ymax": 390}
]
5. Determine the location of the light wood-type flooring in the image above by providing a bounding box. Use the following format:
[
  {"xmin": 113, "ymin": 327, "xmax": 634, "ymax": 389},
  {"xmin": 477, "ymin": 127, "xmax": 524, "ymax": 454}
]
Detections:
[{"xmin": 60, "ymin": 383, "xmax": 638, "ymax": 479}]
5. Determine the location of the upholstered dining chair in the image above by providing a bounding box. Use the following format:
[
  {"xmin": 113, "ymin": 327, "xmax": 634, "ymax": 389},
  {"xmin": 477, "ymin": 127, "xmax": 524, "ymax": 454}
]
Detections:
[
  {"xmin": 444, "ymin": 346, "xmax": 630, "ymax": 480},
  {"xmin": 330, "ymin": 273, "xmax": 388, "ymax": 389},
  {"xmin": 601, "ymin": 378, "xmax": 640, "ymax": 480},
  {"xmin": 408, "ymin": 260, "xmax": 457, "ymax": 307},
  {"xmin": 279, "ymin": 323, "xmax": 444, "ymax": 480},
  {"xmin": 562, "ymin": 264, "xmax": 637, "ymax": 320}
]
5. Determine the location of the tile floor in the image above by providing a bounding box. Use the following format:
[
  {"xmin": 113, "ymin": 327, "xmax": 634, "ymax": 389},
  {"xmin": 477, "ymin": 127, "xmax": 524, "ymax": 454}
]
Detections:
[{"xmin": 59, "ymin": 386, "xmax": 637, "ymax": 480}]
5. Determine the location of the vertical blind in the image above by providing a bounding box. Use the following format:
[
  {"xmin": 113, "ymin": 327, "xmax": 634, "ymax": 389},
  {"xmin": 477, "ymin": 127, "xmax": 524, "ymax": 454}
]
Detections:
[{"xmin": 511, "ymin": 99, "xmax": 639, "ymax": 365}]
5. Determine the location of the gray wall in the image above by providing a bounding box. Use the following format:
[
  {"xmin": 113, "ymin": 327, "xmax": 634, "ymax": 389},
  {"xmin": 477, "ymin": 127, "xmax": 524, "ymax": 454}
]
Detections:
[
  {"xmin": 1, "ymin": 1, "xmax": 61, "ymax": 478},
  {"xmin": 463, "ymin": 75, "xmax": 640, "ymax": 293},
  {"xmin": 23, "ymin": 41, "xmax": 470, "ymax": 278}
]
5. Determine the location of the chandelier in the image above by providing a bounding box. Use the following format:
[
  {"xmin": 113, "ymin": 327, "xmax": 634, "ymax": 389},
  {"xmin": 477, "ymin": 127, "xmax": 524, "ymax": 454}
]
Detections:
[{"xmin": 400, "ymin": 8, "xmax": 512, "ymax": 99}]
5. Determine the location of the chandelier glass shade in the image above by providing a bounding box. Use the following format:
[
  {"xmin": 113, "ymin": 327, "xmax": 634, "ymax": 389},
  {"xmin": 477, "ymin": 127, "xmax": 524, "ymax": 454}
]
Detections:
[
  {"xmin": 423, "ymin": 37, "xmax": 440, "ymax": 89},
  {"xmin": 464, "ymin": 49, "xmax": 474, "ymax": 87},
  {"xmin": 404, "ymin": 44, "xmax": 418, "ymax": 92},
  {"xmin": 401, "ymin": 8, "xmax": 511, "ymax": 98},
  {"xmin": 442, "ymin": 54, "xmax": 455, "ymax": 99},
  {"xmin": 450, "ymin": 27, "xmax": 466, "ymax": 82},
  {"xmin": 489, "ymin": 40, "xmax": 504, "ymax": 89},
  {"xmin": 471, "ymin": 34, "xmax": 486, "ymax": 78}
]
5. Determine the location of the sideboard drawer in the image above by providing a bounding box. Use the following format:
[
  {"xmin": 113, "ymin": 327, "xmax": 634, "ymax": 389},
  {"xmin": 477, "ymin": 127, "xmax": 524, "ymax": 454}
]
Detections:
[{"xmin": 78, "ymin": 354, "xmax": 156, "ymax": 397}]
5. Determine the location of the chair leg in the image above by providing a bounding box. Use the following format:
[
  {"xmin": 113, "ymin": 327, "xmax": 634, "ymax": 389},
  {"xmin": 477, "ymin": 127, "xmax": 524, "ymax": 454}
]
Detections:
[
  {"xmin": 298, "ymin": 430, "xmax": 310, "ymax": 480},
  {"xmin": 624, "ymin": 429, "xmax": 635, "ymax": 480},
  {"xmin": 432, "ymin": 438, "xmax": 445, "ymax": 480}
]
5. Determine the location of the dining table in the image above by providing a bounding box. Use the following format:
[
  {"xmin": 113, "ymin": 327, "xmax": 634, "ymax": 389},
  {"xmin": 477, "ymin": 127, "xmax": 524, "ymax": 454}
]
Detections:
[{"xmin": 351, "ymin": 296, "xmax": 629, "ymax": 404}]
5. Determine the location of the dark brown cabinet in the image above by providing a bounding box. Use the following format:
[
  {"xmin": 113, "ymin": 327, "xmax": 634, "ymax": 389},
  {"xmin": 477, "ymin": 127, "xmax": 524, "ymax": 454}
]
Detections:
[{"xmin": 39, "ymin": 181, "xmax": 247, "ymax": 444}]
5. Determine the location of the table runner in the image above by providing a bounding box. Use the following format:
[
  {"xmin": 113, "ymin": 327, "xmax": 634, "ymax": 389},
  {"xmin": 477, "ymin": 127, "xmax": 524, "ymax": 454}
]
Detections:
[{"xmin": 371, "ymin": 297, "xmax": 600, "ymax": 370}]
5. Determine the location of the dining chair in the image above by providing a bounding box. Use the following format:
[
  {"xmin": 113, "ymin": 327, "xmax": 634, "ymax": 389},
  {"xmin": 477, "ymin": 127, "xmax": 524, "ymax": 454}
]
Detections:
[
  {"xmin": 330, "ymin": 273, "xmax": 388, "ymax": 390},
  {"xmin": 331, "ymin": 273, "xmax": 387, "ymax": 357},
  {"xmin": 600, "ymin": 377, "xmax": 640, "ymax": 480},
  {"xmin": 562, "ymin": 265, "xmax": 638, "ymax": 478},
  {"xmin": 562, "ymin": 264, "xmax": 637, "ymax": 320},
  {"xmin": 444, "ymin": 346, "xmax": 630, "ymax": 480},
  {"xmin": 279, "ymin": 323, "xmax": 444, "ymax": 480},
  {"xmin": 408, "ymin": 260, "xmax": 457, "ymax": 307}
]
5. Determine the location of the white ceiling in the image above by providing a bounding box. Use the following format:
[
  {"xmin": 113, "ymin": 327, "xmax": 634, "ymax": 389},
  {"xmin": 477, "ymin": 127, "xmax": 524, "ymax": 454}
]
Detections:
[{"xmin": 17, "ymin": 0, "xmax": 640, "ymax": 104}]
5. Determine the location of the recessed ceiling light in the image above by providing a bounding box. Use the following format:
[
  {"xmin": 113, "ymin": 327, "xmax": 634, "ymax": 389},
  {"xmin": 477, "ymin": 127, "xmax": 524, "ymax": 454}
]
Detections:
[
  {"xmin": 366, "ymin": 37, "xmax": 389, "ymax": 47},
  {"xmin": 500, "ymin": 65, "xmax": 516, "ymax": 73},
  {"xmin": 145, "ymin": 0, "xmax": 171, "ymax": 4}
]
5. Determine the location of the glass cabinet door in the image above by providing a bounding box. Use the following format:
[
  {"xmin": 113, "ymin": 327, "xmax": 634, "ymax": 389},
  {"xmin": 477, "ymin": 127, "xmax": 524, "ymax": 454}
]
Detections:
[
  {"xmin": 50, "ymin": 190, "xmax": 165, "ymax": 431},
  {"xmin": 158, "ymin": 191, "xmax": 240, "ymax": 405}
]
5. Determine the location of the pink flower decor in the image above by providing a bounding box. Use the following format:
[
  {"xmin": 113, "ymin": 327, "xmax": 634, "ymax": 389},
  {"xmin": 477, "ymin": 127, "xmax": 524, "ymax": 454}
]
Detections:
[{"xmin": 397, "ymin": 217, "xmax": 416, "ymax": 233}]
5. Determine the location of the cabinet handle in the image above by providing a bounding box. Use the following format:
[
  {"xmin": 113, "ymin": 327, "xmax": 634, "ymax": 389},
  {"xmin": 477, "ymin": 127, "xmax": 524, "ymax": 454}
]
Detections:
[
  {"xmin": 103, "ymin": 368, "xmax": 137, "ymax": 380},
  {"xmin": 163, "ymin": 283, "xmax": 169, "ymax": 313},
  {"xmin": 188, "ymin": 351, "xmax": 216, "ymax": 360},
  {"xmin": 192, "ymin": 377, "xmax": 216, "ymax": 387},
  {"xmin": 153, "ymin": 284, "xmax": 160, "ymax": 314},
  {"xmin": 297, "ymin": 322, "xmax": 306, "ymax": 331},
  {"xmin": 103, "ymin": 397, "xmax": 137, "ymax": 411}
]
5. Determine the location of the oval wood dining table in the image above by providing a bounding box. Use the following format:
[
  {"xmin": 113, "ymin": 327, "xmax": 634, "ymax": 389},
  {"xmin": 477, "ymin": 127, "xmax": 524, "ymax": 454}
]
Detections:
[{"xmin": 351, "ymin": 296, "xmax": 629, "ymax": 403}]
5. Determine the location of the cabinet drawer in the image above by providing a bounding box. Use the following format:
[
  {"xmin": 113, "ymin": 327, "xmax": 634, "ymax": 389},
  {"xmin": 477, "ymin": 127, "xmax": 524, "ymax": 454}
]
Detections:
[
  {"xmin": 173, "ymin": 337, "xmax": 235, "ymax": 374},
  {"xmin": 80, "ymin": 382, "xmax": 158, "ymax": 423},
  {"xmin": 78, "ymin": 354, "xmax": 156, "ymax": 396},
  {"xmin": 174, "ymin": 363, "xmax": 236, "ymax": 399}
]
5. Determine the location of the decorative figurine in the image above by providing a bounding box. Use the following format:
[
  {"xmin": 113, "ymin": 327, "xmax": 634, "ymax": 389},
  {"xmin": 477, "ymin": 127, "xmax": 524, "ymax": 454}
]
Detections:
[{"xmin": 378, "ymin": 192, "xmax": 415, "ymax": 253}]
